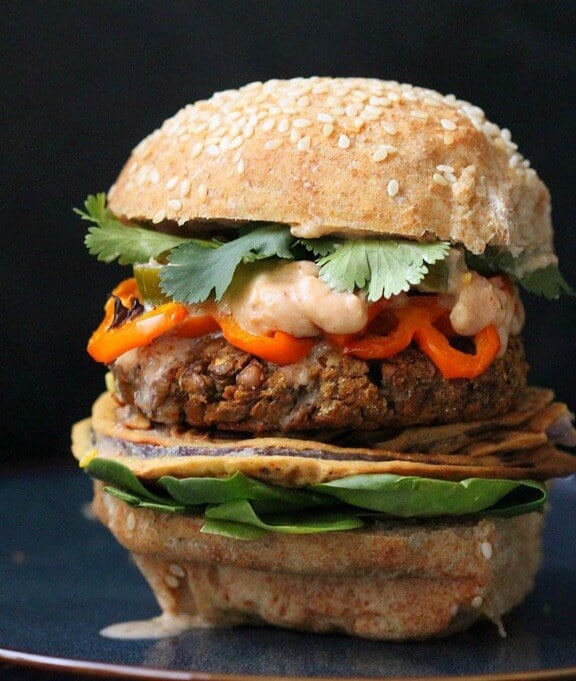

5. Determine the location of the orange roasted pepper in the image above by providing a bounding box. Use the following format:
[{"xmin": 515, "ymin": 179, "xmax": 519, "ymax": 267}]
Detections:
[
  {"xmin": 89, "ymin": 279, "xmax": 316, "ymax": 366},
  {"xmin": 330, "ymin": 296, "xmax": 501, "ymax": 379},
  {"xmin": 87, "ymin": 278, "xmax": 188, "ymax": 363},
  {"xmin": 217, "ymin": 314, "xmax": 316, "ymax": 365},
  {"xmin": 89, "ymin": 284, "xmax": 500, "ymax": 376}
]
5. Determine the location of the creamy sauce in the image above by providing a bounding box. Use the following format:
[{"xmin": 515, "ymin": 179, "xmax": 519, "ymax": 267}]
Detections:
[
  {"xmin": 224, "ymin": 261, "xmax": 369, "ymax": 337},
  {"xmin": 448, "ymin": 273, "xmax": 524, "ymax": 355},
  {"xmin": 100, "ymin": 613, "xmax": 207, "ymax": 640}
]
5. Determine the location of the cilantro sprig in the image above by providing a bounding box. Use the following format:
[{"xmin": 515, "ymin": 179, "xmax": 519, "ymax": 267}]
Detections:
[
  {"xmin": 75, "ymin": 193, "xmax": 213, "ymax": 265},
  {"xmin": 465, "ymin": 247, "xmax": 574, "ymax": 300},
  {"xmin": 311, "ymin": 239, "xmax": 450, "ymax": 301},
  {"xmin": 161, "ymin": 224, "xmax": 295, "ymax": 303},
  {"xmin": 76, "ymin": 193, "xmax": 572, "ymax": 304}
]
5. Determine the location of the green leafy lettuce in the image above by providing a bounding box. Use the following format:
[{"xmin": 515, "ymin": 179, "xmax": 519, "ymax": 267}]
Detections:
[{"xmin": 85, "ymin": 458, "xmax": 546, "ymax": 540}]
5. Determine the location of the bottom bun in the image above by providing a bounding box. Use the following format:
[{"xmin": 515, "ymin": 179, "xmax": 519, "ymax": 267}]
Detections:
[{"xmin": 93, "ymin": 481, "xmax": 543, "ymax": 641}]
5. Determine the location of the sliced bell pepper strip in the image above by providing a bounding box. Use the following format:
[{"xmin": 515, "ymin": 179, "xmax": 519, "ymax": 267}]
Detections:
[
  {"xmin": 414, "ymin": 323, "xmax": 501, "ymax": 379},
  {"xmin": 217, "ymin": 315, "xmax": 315, "ymax": 365},
  {"xmin": 332, "ymin": 297, "xmax": 445, "ymax": 360},
  {"xmin": 172, "ymin": 314, "xmax": 220, "ymax": 338},
  {"xmin": 87, "ymin": 278, "xmax": 188, "ymax": 363},
  {"xmin": 330, "ymin": 296, "xmax": 501, "ymax": 379}
]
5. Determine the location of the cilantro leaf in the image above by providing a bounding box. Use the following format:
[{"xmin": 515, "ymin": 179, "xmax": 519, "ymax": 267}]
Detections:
[
  {"xmin": 465, "ymin": 247, "xmax": 574, "ymax": 299},
  {"xmin": 298, "ymin": 237, "xmax": 343, "ymax": 257},
  {"xmin": 75, "ymin": 193, "xmax": 210, "ymax": 265},
  {"xmin": 519, "ymin": 264, "xmax": 574, "ymax": 299},
  {"xmin": 316, "ymin": 239, "xmax": 450, "ymax": 301},
  {"xmin": 161, "ymin": 224, "xmax": 296, "ymax": 303}
]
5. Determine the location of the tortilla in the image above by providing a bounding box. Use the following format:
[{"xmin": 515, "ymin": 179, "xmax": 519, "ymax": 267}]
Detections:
[{"xmin": 71, "ymin": 390, "xmax": 576, "ymax": 486}]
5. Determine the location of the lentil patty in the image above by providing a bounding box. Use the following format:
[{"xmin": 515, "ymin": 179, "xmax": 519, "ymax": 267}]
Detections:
[{"xmin": 110, "ymin": 334, "xmax": 528, "ymax": 433}]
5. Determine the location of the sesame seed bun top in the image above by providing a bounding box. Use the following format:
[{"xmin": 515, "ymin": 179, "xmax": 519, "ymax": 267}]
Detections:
[{"xmin": 108, "ymin": 77, "xmax": 553, "ymax": 255}]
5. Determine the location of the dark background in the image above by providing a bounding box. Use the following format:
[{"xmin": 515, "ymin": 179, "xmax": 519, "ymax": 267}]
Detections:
[{"xmin": 3, "ymin": 1, "xmax": 575, "ymax": 468}]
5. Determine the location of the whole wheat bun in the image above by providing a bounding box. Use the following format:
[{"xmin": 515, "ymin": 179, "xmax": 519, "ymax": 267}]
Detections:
[
  {"xmin": 108, "ymin": 77, "xmax": 552, "ymax": 255},
  {"xmin": 93, "ymin": 482, "xmax": 543, "ymax": 640}
]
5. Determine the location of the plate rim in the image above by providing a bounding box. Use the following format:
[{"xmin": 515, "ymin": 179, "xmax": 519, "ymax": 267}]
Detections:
[{"xmin": 3, "ymin": 646, "xmax": 576, "ymax": 681}]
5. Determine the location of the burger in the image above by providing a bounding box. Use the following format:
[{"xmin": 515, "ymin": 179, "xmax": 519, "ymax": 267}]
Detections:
[{"xmin": 72, "ymin": 77, "xmax": 576, "ymax": 640}]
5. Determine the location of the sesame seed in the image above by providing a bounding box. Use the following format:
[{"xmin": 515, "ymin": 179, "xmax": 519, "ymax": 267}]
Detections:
[
  {"xmin": 152, "ymin": 209, "xmax": 165, "ymax": 224},
  {"xmin": 243, "ymin": 125, "xmax": 255, "ymax": 138},
  {"xmin": 169, "ymin": 563, "xmax": 186, "ymax": 578},
  {"xmin": 296, "ymin": 135, "xmax": 311, "ymax": 151},
  {"xmin": 444, "ymin": 171, "xmax": 457, "ymax": 183},
  {"xmin": 369, "ymin": 95, "xmax": 387, "ymax": 106},
  {"xmin": 290, "ymin": 129, "xmax": 301, "ymax": 143},
  {"xmin": 166, "ymin": 176, "xmax": 178, "ymax": 190},
  {"xmin": 197, "ymin": 184, "xmax": 207, "ymax": 198},
  {"xmin": 265, "ymin": 138, "xmax": 283, "ymax": 150},
  {"xmin": 168, "ymin": 198, "xmax": 182, "ymax": 211},
  {"xmin": 441, "ymin": 118, "xmax": 457, "ymax": 131},
  {"xmin": 165, "ymin": 575, "xmax": 180, "ymax": 589},
  {"xmin": 127, "ymin": 512, "xmax": 135, "ymax": 531},
  {"xmin": 372, "ymin": 147, "xmax": 389, "ymax": 162},
  {"xmin": 179, "ymin": 179, "xmax": 191, "ymax": 197},
  {"xmin": 345, "ymin": 104, "xmax": 359, "ymax": 117},
  {"xmin": 443, "ymin": 133, "xmax": 455, "ymax": 145},
  {"xmin": 317, "ymin": 113, "xmax": 333, "ymax": 123},
  {"xmin": 387, "ymin": 179, "xmax": 399, "ymax": 197},
  {"xmin": 433, "ymin": 172, "xmax": 449, "ymax": 186},
  {"xmin": 382, "ymin": 121, "xmax": 397, "ymax": 135},
  {"xmin": 372, "ymin": 144, "xmax": 396, "ymax": 162},
  {"xmin": 237, "ymin": 158, "xmax": 245, "ymax": 174},
  {"xmin": 338, "ymin": 134, "xmax": 351, "ymax": 149},
  {"xmin": 411, "ymin": 110, "xmax": 428, "ymax": 119},
  {"xmin": 322, "ymin": 123, "xmax": 334, "ymax": 137},
  {"xmin": 261, "ymin": 118, "xmax": 275, "ymax": 132},
  {"xmin": 293, "ymin": 118, "xmax": 312, "ymax": 128},
  {"xmin": 471, "ymin": 596, "xmax": 483, "ymax": 609},
  {"xmin": 190, "ymin": 142, "xmax": 203, "ymax": 159},
  {"xmin": 481, "ymin": 542, "xmax": 493, "ymax": 560},
  {"xmin": 436, "ymin": 164, "xmax": 454, "ymax": 173},
  {"xmin": 208, "ymin": 115, "xmax": 221, "ymax": 132},
  {"xmin": 207, "ymin": 144, "xmax": 220, "ymax": 157},
  {"xmin": 277, "ymin": 118, "xmax": 290, "ymax": 133},
  {"xmin": 228, "ymin": 135, "xmax": 244, "ymax": 150},
  {"xmin": 149, "ymin": 168, "xmax": 160, "ymax": 184},
  {"xmin": 297, "ymin": 95, "xmax": 310, "ymax": 107}
]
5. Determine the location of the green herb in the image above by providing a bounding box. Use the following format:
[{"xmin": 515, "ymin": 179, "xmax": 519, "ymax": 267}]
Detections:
[
  {"xmin": 465, "ymin": 247, "xmax": 574, "ymax": 299},
  {"xmin": 75, "ymin": 193, "xmax": 211, "ymax": 265},
  {"xmin": 312, "ymin": 475, "xmax": 546, "ymax": 518},
  {"xmin": 204, "ymin": 500, "xmax": 363, "ymax": 536},
  {"xmin": 160, "ymin": 224, "xmax": 295, "ymax": 303},
  {"xmin": 519, "ymin": 264, "xmax": 574, "ymax": 299},
  {"xmin": 298, "ymin": 237, "xmax": 343, "ymax": 257},
  {"xmin": 314, "ymin": 239, "xmax": 451, "ymax": 301},
  {"xmin": 84, "ymin": 458, "xmax": 547, "ymax": 539}
]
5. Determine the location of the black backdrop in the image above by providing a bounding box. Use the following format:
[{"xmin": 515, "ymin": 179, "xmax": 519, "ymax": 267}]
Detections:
[{"xmin": 3, "ymin": 1, "xmax": 575, "ymax": 467}]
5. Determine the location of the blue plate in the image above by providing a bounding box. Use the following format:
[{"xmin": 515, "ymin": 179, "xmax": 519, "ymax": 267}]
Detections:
[{"xmin": 1, "ymin": 468, "xmax": 575, "ymax": 680}]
